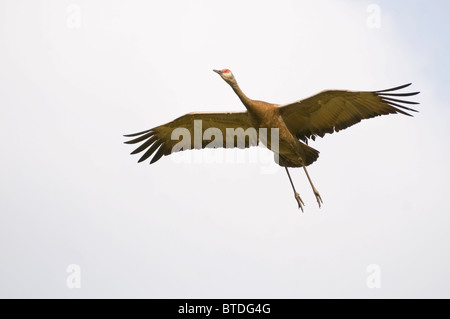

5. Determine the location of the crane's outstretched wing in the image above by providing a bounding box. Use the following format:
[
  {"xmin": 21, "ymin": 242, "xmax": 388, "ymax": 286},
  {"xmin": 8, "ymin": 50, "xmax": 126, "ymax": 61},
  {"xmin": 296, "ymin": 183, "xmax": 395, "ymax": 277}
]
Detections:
[
  {"xmin": 279, "ymin": 83, "xmax": 420, "ymax": 143},
  {"xmin": 124, "ymin": 111, "xmax": 258, "ymax": 164}
]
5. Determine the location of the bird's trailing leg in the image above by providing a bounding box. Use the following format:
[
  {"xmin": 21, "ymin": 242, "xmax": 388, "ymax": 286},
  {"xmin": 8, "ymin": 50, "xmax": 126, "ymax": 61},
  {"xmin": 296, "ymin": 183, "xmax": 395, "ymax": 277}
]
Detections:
[
  {"xmin": 301, "ymin": 164, "xmax": 323, "ymax": 208},
  {"xmin": 285, "ymin": 167, "xmax": 304, "ymax": 212}
]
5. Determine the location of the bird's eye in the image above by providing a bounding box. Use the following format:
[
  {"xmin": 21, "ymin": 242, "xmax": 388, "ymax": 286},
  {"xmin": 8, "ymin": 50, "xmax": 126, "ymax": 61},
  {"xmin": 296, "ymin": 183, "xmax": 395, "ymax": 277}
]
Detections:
[{"xmin": 222, "ymin": 69, "xmax": 231, "ymax": 73}]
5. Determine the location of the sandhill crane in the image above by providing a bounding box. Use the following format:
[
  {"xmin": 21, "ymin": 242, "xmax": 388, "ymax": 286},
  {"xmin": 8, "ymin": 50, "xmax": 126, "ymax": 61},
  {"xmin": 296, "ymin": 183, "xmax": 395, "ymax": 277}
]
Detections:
[{"xmin": 124, "ymin": 69, "xmax": 419, "ymax": 211}]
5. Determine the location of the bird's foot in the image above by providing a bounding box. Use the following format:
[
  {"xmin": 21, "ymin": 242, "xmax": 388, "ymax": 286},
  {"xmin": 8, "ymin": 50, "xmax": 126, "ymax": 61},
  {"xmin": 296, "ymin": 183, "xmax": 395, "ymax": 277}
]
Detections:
[
  {"xmin": 295, "ymin": 192, "xmax": 305, "ymax": 212},
  {"xmin": 313, "ymin": 187, "xmax": 323, "ymax": 208}
]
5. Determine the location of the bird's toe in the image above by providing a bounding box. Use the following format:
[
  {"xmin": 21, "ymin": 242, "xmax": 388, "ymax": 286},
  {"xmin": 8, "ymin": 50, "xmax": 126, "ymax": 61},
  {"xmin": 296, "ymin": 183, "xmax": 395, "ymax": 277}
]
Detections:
[{"xmin": 295, "ymin": 192, "xmax": 305, "ymax": 212}]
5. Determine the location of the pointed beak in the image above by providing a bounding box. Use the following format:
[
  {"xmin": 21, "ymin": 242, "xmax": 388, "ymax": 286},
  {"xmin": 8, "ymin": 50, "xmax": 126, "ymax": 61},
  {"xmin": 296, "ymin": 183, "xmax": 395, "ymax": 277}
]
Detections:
[{"xmin": 213, "ymin": 69, "xmax": 222, "ymax": 74}]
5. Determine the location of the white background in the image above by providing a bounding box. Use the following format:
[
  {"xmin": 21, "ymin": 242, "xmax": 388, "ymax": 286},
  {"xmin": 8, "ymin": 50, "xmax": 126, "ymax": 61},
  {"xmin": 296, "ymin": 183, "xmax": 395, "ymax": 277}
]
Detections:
[{"xmin": 1, "ymin": 0, "xmax": 449, "ymax": 298}]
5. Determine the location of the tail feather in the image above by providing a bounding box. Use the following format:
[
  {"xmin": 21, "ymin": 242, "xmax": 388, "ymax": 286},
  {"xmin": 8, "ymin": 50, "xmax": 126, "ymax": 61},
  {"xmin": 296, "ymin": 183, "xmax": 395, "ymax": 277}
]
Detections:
[
  {"xmin": 276, "ymin": 143, "xmax": 320, "ymax": 167},
  {"xmin": 301, "ymin": 143, "xmax": 320, "ymax": 166}
]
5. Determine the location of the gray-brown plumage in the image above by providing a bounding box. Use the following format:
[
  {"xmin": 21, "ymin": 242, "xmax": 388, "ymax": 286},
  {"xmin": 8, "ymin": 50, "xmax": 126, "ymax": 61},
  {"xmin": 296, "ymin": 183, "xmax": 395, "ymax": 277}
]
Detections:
[{"xmin": 125, "ymin": 69, "xmax": 419, "ymax": 210}]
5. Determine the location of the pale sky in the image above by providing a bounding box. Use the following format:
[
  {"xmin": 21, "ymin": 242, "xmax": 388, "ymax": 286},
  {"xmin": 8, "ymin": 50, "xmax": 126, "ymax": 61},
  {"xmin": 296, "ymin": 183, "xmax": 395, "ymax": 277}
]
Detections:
[{"xmin": 0, "ymin": 0, "xmax": 449, "ymax": 298}]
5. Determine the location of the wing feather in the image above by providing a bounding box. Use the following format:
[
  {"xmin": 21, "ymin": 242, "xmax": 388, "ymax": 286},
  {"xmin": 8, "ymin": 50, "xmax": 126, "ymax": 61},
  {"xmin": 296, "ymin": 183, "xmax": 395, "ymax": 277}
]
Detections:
[
  {"xmin": 124, "ymin": 111, "xmax": 257, "ymax": 164},
  {"xmin": 279, "ymin": 84, "xmax": 419, "ymax": 142}
]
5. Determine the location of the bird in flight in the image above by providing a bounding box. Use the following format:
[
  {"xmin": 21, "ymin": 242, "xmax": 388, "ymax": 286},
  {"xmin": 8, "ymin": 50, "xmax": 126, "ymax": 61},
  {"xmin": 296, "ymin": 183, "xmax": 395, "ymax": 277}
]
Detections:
[{"xmin": 124, "ymin": 69, "xmax": 419, "ymax": 211}]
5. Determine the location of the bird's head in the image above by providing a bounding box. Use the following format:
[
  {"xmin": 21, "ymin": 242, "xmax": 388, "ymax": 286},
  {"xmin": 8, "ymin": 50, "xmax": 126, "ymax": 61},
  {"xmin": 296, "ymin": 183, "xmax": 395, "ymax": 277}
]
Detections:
[{"xmin": 213, "ymin": 68, "xmax": 237, "ymax": 85}]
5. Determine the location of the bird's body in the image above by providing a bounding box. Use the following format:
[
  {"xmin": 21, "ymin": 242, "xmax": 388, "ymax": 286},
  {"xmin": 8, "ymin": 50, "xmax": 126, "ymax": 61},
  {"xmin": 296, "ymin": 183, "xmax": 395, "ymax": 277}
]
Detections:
[
  {"xmin": 125, "ymin": 69, "xmax": 419, "ymax": 210},
  {"xmin": 247, "ymin": 102, "xmax": 318, "ymax": 168}
]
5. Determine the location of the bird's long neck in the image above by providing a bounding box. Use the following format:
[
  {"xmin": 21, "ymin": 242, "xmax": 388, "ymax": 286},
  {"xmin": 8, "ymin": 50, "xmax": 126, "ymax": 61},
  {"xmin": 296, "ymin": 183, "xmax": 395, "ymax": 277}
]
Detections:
[{"xmin": 230, "ymin": 81, "xmax": 256, "ymax": 112}]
